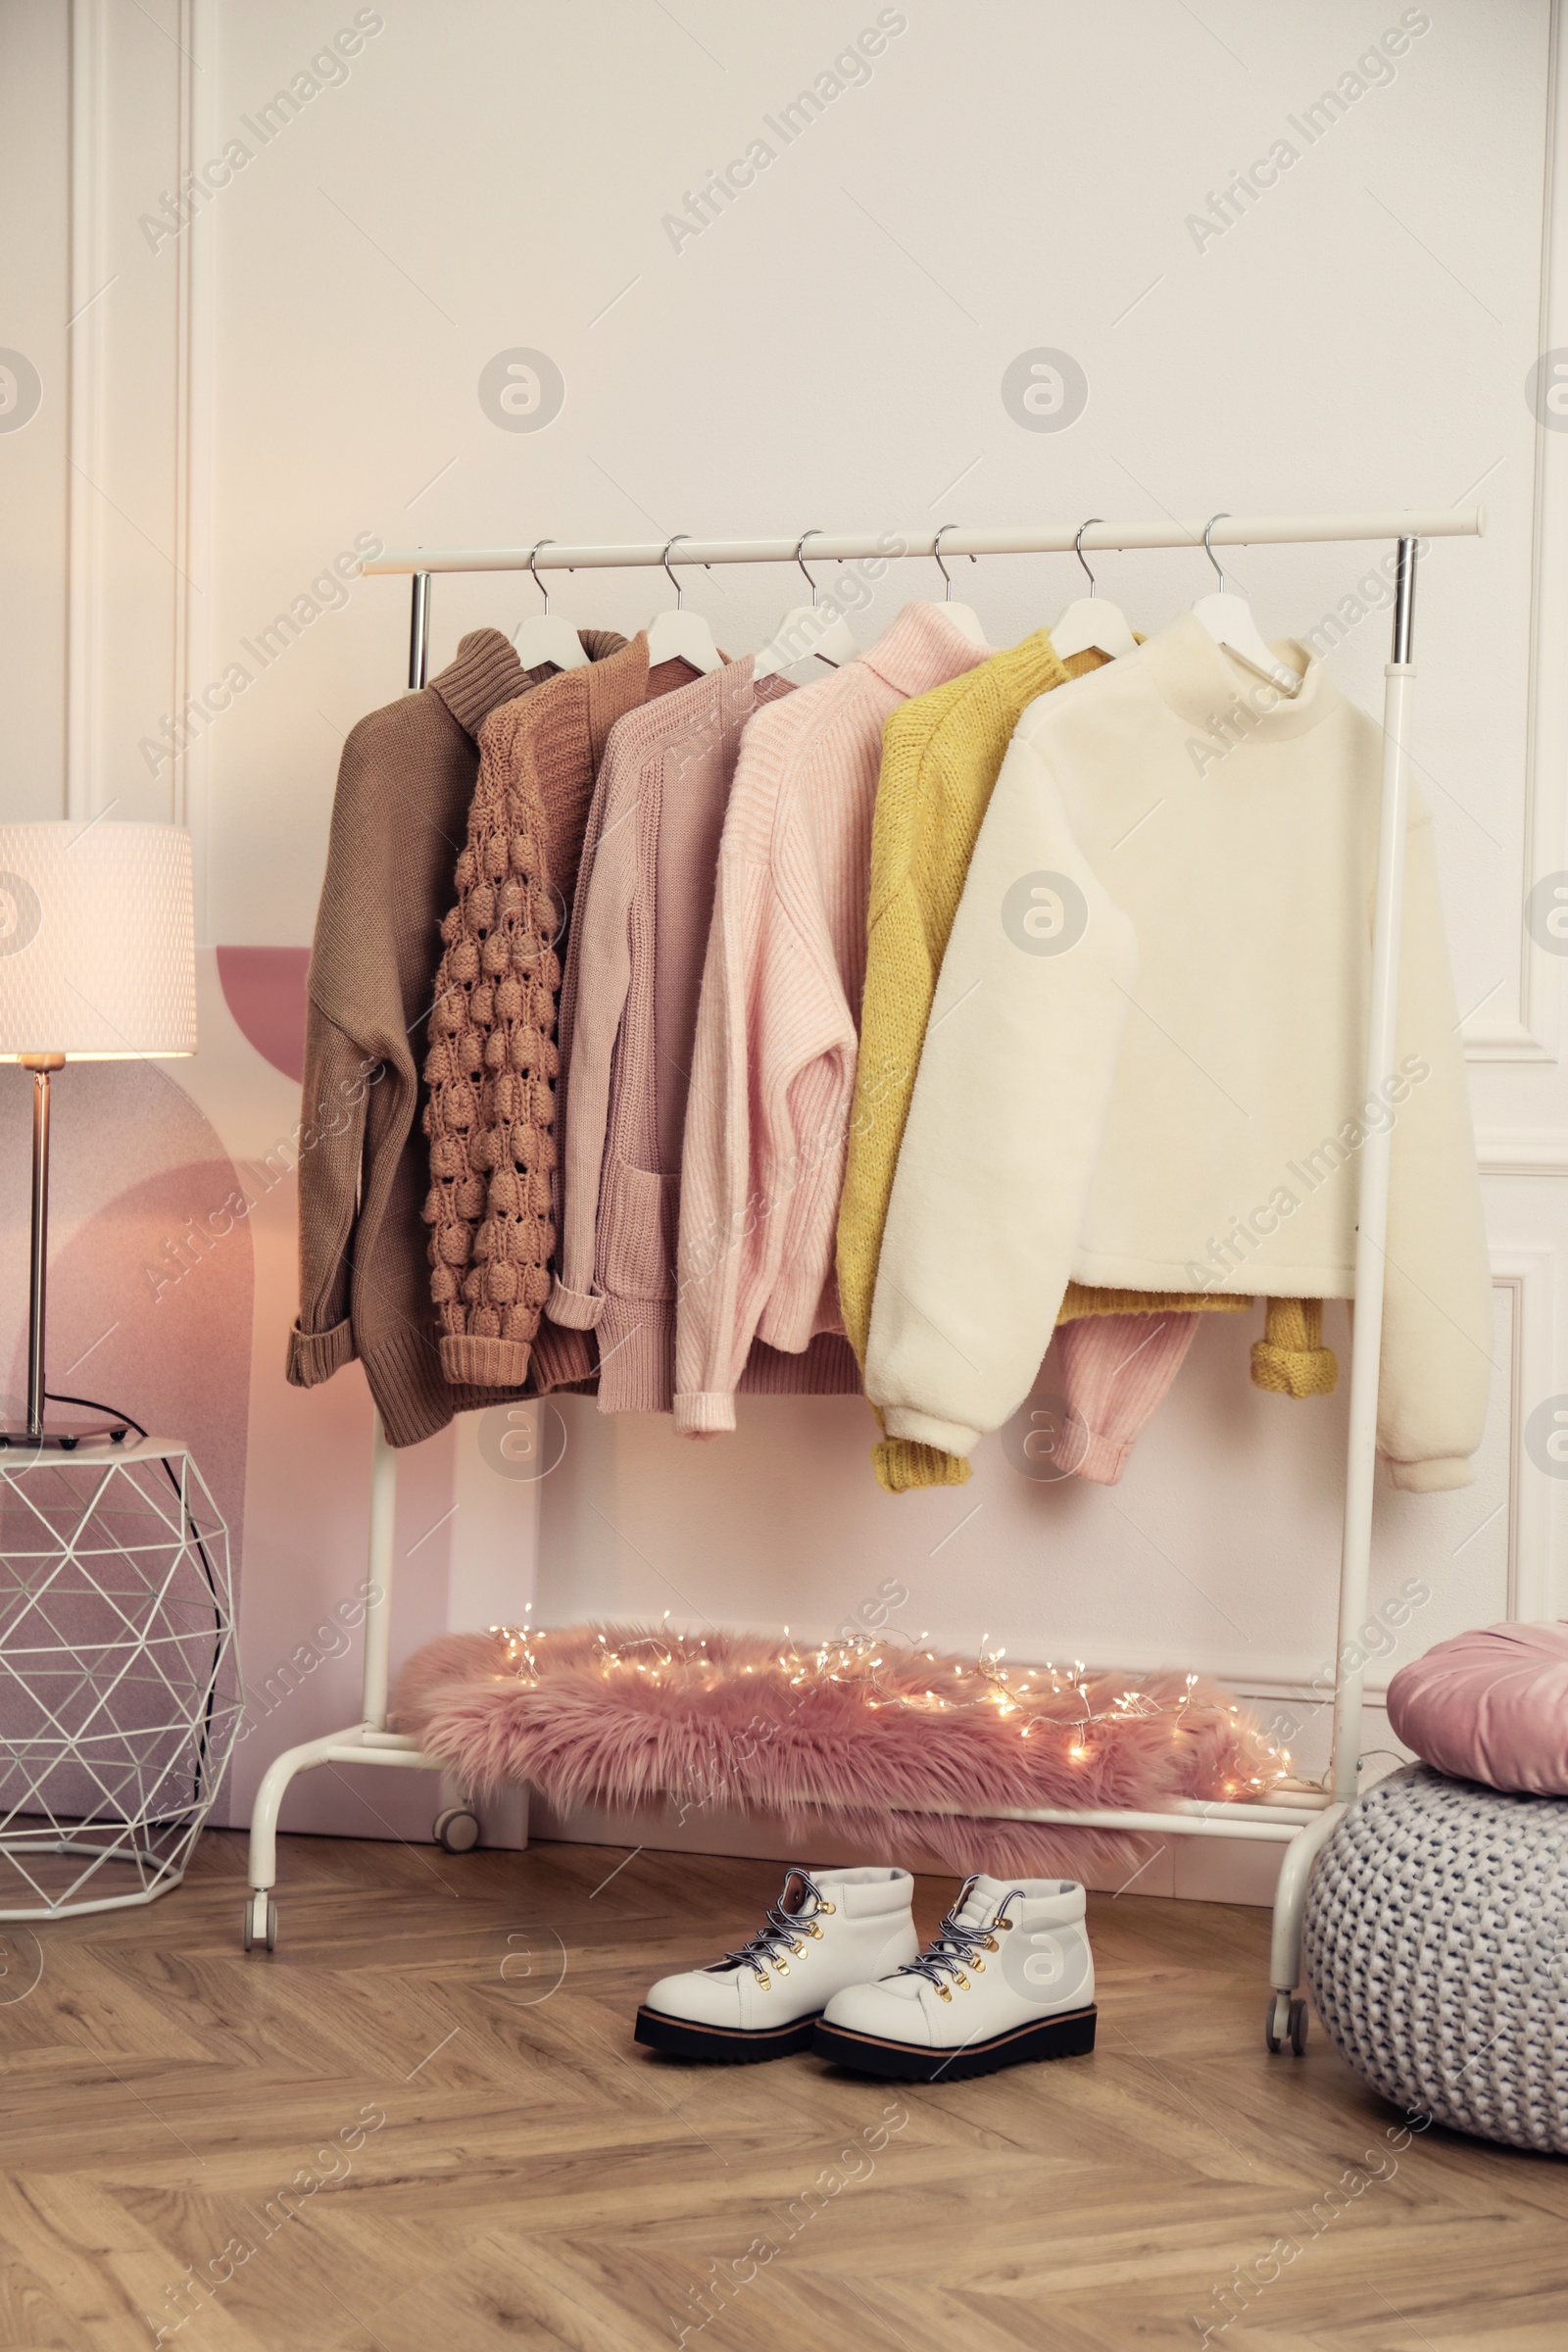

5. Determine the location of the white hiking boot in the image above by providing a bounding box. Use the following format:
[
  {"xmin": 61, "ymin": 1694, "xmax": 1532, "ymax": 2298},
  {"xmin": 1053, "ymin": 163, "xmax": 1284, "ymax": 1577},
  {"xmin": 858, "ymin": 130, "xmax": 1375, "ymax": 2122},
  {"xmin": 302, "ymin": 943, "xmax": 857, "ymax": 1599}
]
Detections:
[
  {"xmin": 813, "ymin": 1874, "xmax": 1097, "ymax": 2082},
  {"xmin": 635, "ymin": 1866, "xmax": 917, "ymax": 2061}
]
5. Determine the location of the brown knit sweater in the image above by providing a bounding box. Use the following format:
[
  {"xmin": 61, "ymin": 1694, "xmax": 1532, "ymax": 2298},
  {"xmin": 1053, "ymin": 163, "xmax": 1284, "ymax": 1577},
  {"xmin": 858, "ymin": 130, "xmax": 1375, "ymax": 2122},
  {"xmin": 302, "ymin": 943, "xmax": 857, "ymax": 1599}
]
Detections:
[
  {"xmin": 424, "ymin": 633, "xmax": 699, "ymax": 1386},
  {"xmin": 287, "ymin": 627, "xmax": 624, "ymax": 1448}
]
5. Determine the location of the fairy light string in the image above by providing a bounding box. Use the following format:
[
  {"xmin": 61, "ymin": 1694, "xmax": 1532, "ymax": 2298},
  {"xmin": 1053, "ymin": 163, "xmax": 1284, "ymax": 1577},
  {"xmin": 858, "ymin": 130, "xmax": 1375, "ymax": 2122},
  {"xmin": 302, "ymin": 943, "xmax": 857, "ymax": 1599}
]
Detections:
[{"xmin": 480, "ymin": 1619, "xmax": 1294, "ymax": 1798}]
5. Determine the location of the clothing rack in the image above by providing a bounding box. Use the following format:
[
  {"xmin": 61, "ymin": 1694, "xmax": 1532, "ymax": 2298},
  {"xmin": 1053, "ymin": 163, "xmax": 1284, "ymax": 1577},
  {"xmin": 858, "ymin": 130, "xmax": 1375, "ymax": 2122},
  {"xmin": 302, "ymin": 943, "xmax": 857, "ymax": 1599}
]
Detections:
[{"xmin": 247, "ymin": 506, "xmax": 1484, "ymax": 2052}]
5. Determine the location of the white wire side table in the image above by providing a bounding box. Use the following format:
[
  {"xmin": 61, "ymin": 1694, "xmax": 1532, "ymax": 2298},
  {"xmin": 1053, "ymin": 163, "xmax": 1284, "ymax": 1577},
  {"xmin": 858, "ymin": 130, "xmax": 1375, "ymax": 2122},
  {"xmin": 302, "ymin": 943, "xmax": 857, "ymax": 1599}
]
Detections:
[{"xmin": 0, "ymin": 1436, "xmax": 239, "ymax": 1918}]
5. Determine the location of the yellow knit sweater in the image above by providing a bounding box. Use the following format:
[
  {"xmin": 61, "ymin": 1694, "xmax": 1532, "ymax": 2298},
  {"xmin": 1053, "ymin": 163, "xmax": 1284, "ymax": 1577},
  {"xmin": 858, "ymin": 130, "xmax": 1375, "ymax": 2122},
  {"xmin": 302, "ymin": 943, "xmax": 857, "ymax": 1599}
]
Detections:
[{"xmin": 839, "ymin": 634, "xmax": 1334, "ymax": 1494}]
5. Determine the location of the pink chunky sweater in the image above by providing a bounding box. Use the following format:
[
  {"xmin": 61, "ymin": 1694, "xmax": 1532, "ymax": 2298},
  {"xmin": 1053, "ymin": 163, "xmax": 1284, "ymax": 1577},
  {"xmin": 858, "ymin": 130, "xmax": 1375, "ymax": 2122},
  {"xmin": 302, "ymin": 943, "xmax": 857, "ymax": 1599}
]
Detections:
[
  {"xmin": 423, "ymin": 634, "xmax": 696, "ymax": 1389},
  {"xmin": 551, "ymin": 657, "xmax": 861, "ymax": 1411},
  {"xmin": 674, "ymin": 604, "xmax": 990, "ymax": 1435}
]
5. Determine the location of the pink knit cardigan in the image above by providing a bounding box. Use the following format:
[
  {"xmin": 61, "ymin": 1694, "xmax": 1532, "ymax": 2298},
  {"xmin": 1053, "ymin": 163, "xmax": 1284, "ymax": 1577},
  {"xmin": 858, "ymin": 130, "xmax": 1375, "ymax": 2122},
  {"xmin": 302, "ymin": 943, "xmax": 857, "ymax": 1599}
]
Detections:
[
  {"xmin": 551, "ymin": 657, "xmax": 860, "ymax": 1410},
  {"xmin": 673, "ymin": 605, "xmax": 990, "ymax": 1435}
]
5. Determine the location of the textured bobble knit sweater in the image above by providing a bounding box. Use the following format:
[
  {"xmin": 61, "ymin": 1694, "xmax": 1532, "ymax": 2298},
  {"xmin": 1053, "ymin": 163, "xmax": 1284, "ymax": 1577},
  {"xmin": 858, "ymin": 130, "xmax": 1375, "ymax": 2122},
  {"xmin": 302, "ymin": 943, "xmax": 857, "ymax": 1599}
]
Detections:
[
  {"xmin": 550, "ymin": 657, "xmax": 862, "ymax": 1411},
  {"xmin": 423, "ymin": 633, "xmax": 698, "ymax": 1389},
  {"xmin": 673, "ymin": 603, "xmax": 990, "ymax": 1435},
  {"xmin": 288, "ymin": 627, "xmax": 621, "ymax": 1449}
]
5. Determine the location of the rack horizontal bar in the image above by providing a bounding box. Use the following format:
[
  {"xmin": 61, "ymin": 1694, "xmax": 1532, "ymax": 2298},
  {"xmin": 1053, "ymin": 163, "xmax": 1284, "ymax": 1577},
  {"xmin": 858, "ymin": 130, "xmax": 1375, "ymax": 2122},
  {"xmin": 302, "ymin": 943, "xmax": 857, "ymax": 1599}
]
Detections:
[{"xmin": 363, "ymin": 507, "xmax": 1483, "ymax": 577}]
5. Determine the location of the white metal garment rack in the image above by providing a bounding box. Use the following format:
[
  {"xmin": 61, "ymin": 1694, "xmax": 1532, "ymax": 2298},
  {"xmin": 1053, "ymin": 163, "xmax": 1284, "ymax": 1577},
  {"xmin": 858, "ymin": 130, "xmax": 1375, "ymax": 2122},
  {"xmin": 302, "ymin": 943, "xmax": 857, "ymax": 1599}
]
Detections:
[{"xmin": 246, "ymin": 507, "xmax": 1481, "ymax": 2053}]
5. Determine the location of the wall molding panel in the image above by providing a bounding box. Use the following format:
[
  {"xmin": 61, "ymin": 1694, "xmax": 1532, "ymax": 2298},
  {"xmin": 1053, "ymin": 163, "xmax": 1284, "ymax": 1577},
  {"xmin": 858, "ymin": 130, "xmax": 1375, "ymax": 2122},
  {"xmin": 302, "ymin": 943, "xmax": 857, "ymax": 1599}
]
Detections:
[
  {"xmin": 1499, "ymin": 0, "xmax": 1568, "ymax": 1066},
  {"xmin": 1480, "ymin": 1136, "xmax": 1568, "ymax": 1176},
  {"xmin": 1493, "ymin": 1245, "xmax": 1565, "ymax": 1624},
  {"xmin": 172, "ymin": 0, "xmax": 217, "ymax": 930},
  {"xmin": 65, "ymin": 0, "xmax": 107, "ymax": 824}
]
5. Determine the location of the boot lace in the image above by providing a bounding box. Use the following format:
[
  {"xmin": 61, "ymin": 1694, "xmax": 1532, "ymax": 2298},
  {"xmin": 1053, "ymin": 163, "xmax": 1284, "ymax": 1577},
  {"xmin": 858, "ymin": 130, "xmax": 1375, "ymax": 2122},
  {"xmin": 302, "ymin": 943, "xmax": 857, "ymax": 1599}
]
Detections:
[
  {"xmin": 718, "ymin": 1870, "xmax": 830, "ymax": 1977},
  {"xmin": 897, "ymin": 1874, "xmax": 1021, "ymax": 1989}
]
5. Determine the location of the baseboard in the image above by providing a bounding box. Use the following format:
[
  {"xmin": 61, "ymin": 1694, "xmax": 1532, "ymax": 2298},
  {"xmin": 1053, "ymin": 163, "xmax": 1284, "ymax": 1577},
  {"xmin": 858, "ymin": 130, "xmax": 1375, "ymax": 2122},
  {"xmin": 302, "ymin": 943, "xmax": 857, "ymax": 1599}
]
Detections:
[{"xmin": 527, "ymin": 1793, "xmax": 1291, "ymax": 1907}]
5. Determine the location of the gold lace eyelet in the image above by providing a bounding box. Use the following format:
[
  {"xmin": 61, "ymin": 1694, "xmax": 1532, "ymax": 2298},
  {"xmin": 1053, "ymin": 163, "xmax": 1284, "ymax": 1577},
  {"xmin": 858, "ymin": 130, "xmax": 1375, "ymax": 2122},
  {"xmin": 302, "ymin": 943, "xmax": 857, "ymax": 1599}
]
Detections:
[
  {"xmin": 982, "ymin": 1935, "xmax": 999, "ymax": 1951},
  {"xmin": 818, "ymin": 1901, "xmax": 836, "ymax": 1914},
  {"xmin": 972, "ymin": 1958, "xmax": 985, "ymax": 1973},
  {"xmin": 937, "ymin": 1985, "xmax": 952, "ymax": 2002},
  {"xmin": 955, "ymin": 1972, "xmax": 969, "ymax": 1989},
  {"xmin": 754, "ymin": 1970, "xmax": 770, "ymax": 1989},
  {"xmin": 807, "ymin": 1924, "xmax": 823, "ymax": 1939},
  {"xmin": 775, "ymin": 1958, "xmax": 790, "ymax": 1975}
]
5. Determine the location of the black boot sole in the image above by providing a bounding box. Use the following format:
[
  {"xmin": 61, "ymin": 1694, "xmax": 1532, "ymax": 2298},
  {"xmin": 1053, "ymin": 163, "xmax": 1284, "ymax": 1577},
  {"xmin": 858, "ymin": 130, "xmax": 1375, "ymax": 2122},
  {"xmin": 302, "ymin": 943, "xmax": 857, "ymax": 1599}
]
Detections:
[
  {"xmin": 812, "ymin": 2003, "xmax": 1097, "ymax": 2082},
  {"xmin": 634, "ymin": 2005, "xmax": 824, "ymax": 2062}
]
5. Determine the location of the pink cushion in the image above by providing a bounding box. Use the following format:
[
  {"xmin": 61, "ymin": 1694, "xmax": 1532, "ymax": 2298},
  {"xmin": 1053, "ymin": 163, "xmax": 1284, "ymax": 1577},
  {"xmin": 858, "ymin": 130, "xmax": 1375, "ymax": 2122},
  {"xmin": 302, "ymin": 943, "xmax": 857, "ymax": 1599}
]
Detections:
[{"xmin": 1387, "ymin": 1621, "xmax": 1568, "ymax": 1795}]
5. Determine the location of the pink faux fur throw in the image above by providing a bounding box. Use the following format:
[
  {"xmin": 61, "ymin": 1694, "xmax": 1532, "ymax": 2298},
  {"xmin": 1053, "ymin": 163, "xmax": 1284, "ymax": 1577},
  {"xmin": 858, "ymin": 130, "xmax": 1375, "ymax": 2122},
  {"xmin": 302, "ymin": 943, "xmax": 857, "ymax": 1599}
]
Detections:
[{"xmin": 395, "ymin": 1625, "xmax": 1286, "ymax": 1880}]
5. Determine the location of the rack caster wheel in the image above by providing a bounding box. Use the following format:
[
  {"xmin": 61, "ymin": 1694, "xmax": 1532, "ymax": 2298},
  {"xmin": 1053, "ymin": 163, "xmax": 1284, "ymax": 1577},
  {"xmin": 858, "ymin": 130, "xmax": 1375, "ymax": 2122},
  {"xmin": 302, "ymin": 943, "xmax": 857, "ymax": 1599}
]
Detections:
[
  {"xmin": 1265, "ymin": 1991, "xmax": 1307, "ymax": 2055},
  {"xmin": 433, "ymin": 1805, "xmax": 480, "ymax": 1854},
  {"xmin": 243, "ymin": 1890, "xmax": 277, "ymax": 1952}
]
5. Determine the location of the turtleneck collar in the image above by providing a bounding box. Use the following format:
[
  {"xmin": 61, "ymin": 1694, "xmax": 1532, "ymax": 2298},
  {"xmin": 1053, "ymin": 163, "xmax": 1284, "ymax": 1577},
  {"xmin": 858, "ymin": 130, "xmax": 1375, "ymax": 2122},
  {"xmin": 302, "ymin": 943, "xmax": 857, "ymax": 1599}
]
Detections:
[
  {"xmin": 1140, "ymin": 612, "xmax": 1338, "ymax": 740},
  {"xmin": 429, "ymin": 629, "xmax": 529, "ymax": 738},
  {"xmin": 858, "ymin": 601, "xmax": 992, "ymax": 698},
  {"xmin": 430, "ymin": 625, "xmax": 631, "ymax": 738}
]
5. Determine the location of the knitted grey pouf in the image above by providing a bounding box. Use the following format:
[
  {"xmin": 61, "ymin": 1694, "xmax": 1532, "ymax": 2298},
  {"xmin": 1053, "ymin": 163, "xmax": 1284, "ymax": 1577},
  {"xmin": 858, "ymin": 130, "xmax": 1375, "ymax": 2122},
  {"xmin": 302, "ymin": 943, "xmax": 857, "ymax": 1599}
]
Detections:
[{"xmin": 1303, "ymin": 1762, "xmax": 1568, "ymax": 2152}]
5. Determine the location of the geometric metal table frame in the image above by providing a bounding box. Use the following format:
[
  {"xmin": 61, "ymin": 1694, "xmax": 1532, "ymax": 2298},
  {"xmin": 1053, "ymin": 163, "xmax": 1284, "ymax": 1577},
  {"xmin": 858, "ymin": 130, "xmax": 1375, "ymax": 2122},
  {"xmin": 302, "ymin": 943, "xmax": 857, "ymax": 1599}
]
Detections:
[{"xmin": 0, "ymin": 1436, "xmax": 238, "ymax": 1918}]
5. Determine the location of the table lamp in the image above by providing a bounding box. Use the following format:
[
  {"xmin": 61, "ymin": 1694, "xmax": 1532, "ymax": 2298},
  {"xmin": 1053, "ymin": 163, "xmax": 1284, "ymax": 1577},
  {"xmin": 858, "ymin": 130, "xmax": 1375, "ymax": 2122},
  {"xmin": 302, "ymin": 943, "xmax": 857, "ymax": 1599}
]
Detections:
[{"xmin": 0, "ymin": 821, "xmax": 196, "ymax": 1446}]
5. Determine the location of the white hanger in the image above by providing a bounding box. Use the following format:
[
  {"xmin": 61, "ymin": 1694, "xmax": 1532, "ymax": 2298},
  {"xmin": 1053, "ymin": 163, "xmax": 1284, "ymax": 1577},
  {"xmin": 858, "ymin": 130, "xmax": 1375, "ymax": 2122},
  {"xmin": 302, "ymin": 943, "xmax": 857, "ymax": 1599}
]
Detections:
[
  {"xmin": 1051, "ymin": 517, "xmax": 1137, "ymax": 662},
  {"xmin": 644, "ymin": 534, "xmax": 723, "ymax": 674},
  {"xmin": 918, "ymin": 521, "xmax": 988, "ymax": 648},
  {"xmin": 755, "ymin": 529, "xmax": 860, "ymax": 679},
  {"xmin": 1191, "ymin": 512, "xmax": 1300, "ymax": 693},
  {"xmin": 512, "ymin": 539, "xmax": 589, "ymax": 671}
]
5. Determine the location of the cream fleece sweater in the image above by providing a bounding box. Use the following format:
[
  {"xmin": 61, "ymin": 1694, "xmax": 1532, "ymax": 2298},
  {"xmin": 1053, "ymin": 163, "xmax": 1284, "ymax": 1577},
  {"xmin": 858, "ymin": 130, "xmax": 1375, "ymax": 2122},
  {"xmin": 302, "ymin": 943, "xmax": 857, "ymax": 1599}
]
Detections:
[{"xmin": 865, "ymin": 614, "xmax": 1492, "ymax": 1492}]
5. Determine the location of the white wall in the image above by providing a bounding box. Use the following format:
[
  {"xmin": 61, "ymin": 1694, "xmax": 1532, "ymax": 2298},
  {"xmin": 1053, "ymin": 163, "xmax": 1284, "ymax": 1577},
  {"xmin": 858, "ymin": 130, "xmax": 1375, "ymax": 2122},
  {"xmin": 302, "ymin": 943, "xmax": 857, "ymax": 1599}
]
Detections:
[{"xmin": 4, "ymin": 0, "xmax": 1567, "ymax": 1883}]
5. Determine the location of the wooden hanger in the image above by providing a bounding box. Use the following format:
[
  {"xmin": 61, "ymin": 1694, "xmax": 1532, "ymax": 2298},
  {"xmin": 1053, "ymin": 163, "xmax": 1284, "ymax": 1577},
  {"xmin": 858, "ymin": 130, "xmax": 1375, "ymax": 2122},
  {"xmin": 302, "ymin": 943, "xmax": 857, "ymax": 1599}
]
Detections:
[{"xmin": 513, "ymin": 540, "xmax": 589, "ymax": 671}]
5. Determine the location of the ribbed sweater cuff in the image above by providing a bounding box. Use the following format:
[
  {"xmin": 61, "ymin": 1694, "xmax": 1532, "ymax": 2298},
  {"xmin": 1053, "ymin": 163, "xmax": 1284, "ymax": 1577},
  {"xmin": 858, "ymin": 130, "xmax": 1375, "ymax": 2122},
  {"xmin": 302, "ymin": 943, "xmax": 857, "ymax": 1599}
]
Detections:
[
  {"xmin": 548, "ymin": 1279, "xmax": 605, "ymax": 1330},
  {"xmin": 1386, "ymin": 1454, "xmax": 1474, "ymax": 1494},
  {"xmin": 1250, "ymin": 1338, "xmax": 1338, "ymax": 1397},
  {"xmin": 882, "ymin": 1404, "xmax": 980, "ymax": 1459},
  {"xmin": 441, "ymin": 1334, "xmax": 533, "ymax": 1388},
  {"xmin": 594, "ymin": 1300, "xmax": 672, "ymax": 1414},
  {"xmin": 287, "ymin": 1318, "xmax": 356, "ymax": 1387},
  {"xmin": 527, "ymin": 1317, "xmax": 596, "ymax": 1395},
  {"xmin": 872, "ymin": 1438, "xmax": 971, "ymax": 1494},
  {"xmin": 1070, "ymin": 1419, "xmax": 1131, "ymax": 1487},
  {"xmin": 364, "ymin": 1324, "xmax": 465, "ymax": 1450},
  {"xmin": 674, "ymin": 1390, "xmax": 737, "ymax": 1436},
  {"xmin": 1057, "ymin": 1282, "xmax": 1251, "ymax": 1322}
]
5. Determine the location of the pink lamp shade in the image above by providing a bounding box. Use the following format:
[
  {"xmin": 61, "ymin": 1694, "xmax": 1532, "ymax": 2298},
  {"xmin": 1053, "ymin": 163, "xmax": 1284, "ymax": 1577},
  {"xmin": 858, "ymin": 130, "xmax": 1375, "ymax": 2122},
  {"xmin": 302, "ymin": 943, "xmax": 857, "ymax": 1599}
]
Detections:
[{"xmin": 0, "ymin": 821, "xmax": 196, "ymax": 1059}]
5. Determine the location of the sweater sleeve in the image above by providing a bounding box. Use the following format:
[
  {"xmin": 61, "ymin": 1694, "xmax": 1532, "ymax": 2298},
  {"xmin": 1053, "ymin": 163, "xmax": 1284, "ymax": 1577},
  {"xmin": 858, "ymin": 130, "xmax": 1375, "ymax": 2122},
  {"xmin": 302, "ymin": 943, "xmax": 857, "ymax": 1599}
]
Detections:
[
  {"xmin": 865, "ymin": 730, "xmax": 1139, "ymax": 1457},
  {"xmin": 550, "ymin": 773, "xmax": 639, "ymax": 1329},
  {"xmin": 673, "ymin": 848, "xmax": 765, "ymax": 1433},
  {"xmin": 424, "ymin": 722, "xmax": 563, "ymax": 1389},
  {"xmin": 1377, "ymin": 805, "xmax": 1494, "ymax": 1489},
  {"xmin": 287, "ymin": 1002, "xmax": 380, "ymax": 1384},
  {"xmin": 674, "ymin": 842, "xmax": 849, "ymax": 1434},
  {"xmin": 837, "ymin": 875, "xmax": 930, "ymax": 1372}
]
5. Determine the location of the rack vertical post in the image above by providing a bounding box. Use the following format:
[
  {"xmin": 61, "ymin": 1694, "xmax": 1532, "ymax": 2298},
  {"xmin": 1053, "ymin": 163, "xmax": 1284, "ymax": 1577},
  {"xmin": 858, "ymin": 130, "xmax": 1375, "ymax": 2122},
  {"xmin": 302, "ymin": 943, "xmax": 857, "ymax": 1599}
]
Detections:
[
  {"xmin": 1264, "ymin": 536, "xmax": 1419, "ymax": 2048},
  {"xmin": 242, "ymin": 569, "xmax": 468, "ymax": 1956}
]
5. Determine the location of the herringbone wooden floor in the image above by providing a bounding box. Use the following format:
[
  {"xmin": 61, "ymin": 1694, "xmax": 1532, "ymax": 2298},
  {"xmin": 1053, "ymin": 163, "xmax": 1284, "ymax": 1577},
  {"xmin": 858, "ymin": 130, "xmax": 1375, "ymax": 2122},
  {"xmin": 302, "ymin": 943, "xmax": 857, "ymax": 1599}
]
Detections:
[{"xmin": 0, "ymin": 1829, "xmax": 1562, "ymax": 2350}]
